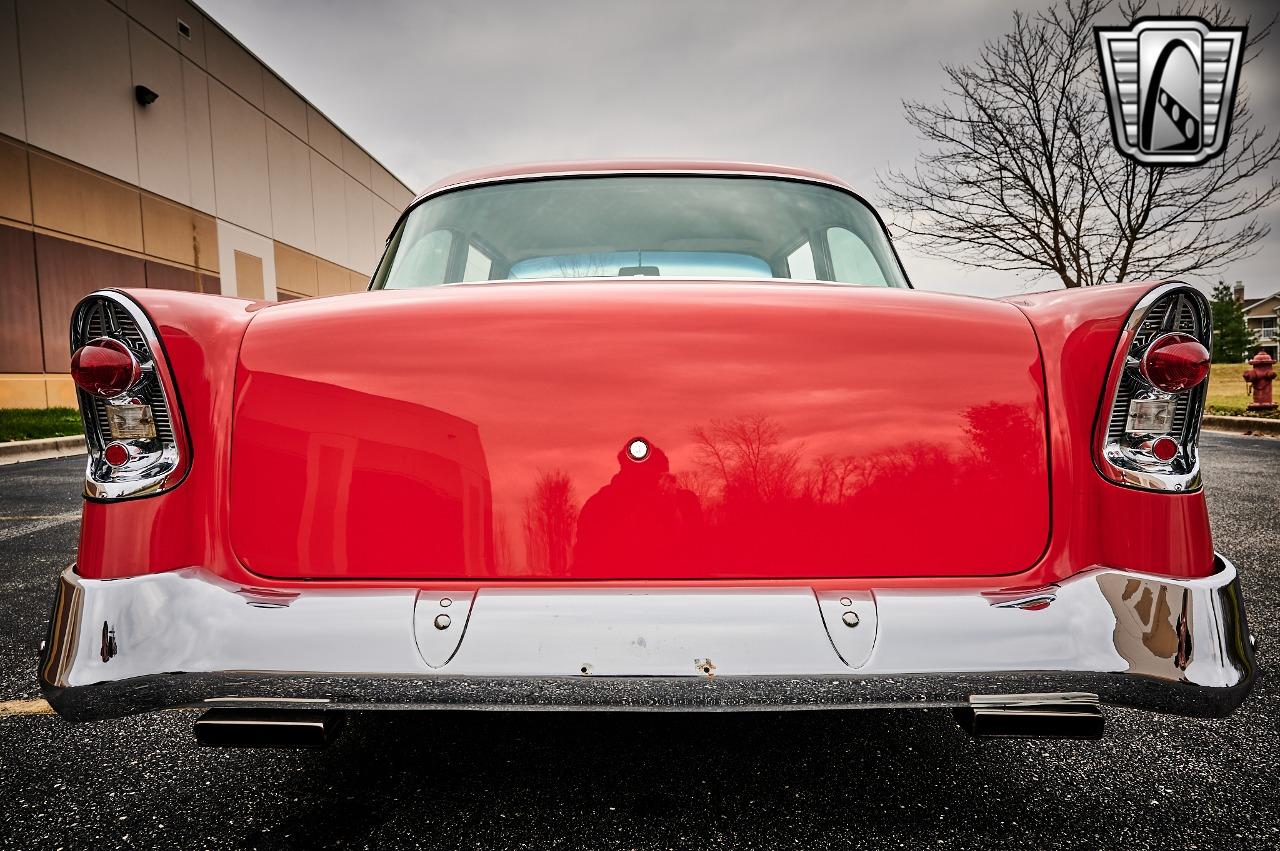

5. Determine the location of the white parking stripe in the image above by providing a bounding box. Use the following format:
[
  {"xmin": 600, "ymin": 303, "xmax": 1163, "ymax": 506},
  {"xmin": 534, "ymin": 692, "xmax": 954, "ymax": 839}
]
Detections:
[{"xmin": 0, "ymin": 513, "xmax": 79, "ymax": 542}]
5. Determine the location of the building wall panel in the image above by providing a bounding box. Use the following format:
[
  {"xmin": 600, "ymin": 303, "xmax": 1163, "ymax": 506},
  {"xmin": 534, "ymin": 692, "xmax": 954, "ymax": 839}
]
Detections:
[
  {"xmin": 181, "ymin": 59, "xmax": 216, "ymax": 214},
  {"xmin": 263, "ymin": 72, "xmax": 307, "ymax": 140},
  {"xmin": 233, "ymin": 249, "xmax": 264, "ymax": 300},
  {"xmin": 209, "ymin": 80, "xmax": 272, "ymax": 236},
  {"xmin": 274, "ymin": 240, "xmax": 318, "ymax": 297},
  {"xmin": 0, "ymin": 224, "xmax": 43, "ymax": 373},
  {"xmin": 203, "ymin": 17, "xmax": 263, "ymax": 108},
  {"xmin": 144, "ymin": 258, "xmax": 200, "ymax": 291},
  {"xmin": 45, "ymin": 375, "xmax": 76, "ymax": 407},
  {"xmin": 0, "ymin": 0, "xmax": 25, "ymax": 140},
  {"xmin": 130, "ymin": 21, "xmax": 192, "ymax": 206},
  {"xmin": 341, "ymin": 136, "xmax": 373, "ymax": 188},
  {"xmin": 306, "ymin": 106, "xmax": 342, "ymax": 164},
  {"xmin": 127, "ymin": 0, "xmax": 205, "ymax": 64},
  {"xmin": 30, "ymin": 153, "xmax": 144, "ymax": 252},
  {"xmin": 140, "ymin": 192, "xmax": 218, "ymax": 272},
  {"xmin": 18, "ymin": 0, "xmax": 139, "ymax": 184},
  {"xmin": 344, "ymin": 174, "xmax": 374, "ymax": 275},
  {"xmin": 0, "ymin": 375, "xmax": 49, "ymax": 407},
  {"xmin": 266, "ymin": 120, "xmax": 316, "ymax": 253},
  {"xmin": 35, "ymin": 233, "xmax": 146, "ymax": 371},
  {"xmin": 372, "ymin": 162, "xmax": 401, "ymax": 208},
  {"xmin": 310, "ymin": 151, "xmax": 348, "ymax": 268},
  {"xmin": 316, "ymin": 258, "xmax": 348, "ymax": 297},
  {"xmin": 0, "ymin": 137, "xmax": 31, "ymax": 223}
]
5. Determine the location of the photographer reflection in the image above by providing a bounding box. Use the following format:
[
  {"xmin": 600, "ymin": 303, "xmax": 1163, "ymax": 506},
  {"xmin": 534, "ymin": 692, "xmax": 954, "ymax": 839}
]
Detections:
[{"xmin": 573, "ymin": 438, "xmax": 703, "ymax": 574}]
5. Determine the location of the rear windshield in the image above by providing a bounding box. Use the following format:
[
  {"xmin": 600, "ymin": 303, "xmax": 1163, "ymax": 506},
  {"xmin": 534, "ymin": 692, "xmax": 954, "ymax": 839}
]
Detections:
[{"xmin": 372, "ymin": 175, "xmax": 909, "ymax": 288}]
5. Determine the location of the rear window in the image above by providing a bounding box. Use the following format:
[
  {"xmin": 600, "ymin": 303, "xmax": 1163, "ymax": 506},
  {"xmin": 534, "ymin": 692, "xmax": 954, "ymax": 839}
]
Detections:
[{"xmin": 373, "ymin": 175, "xmax": 908, "ymax": 288}]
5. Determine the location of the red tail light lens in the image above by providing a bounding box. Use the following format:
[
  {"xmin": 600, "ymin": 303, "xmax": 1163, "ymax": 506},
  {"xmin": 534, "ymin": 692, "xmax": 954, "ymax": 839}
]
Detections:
[
  {"xmin": 1141, "ymin": 333, "xmax": 1210, "ymax": 392},
  {"xmin": 1151, "ymin": 436, "xmax": 1179, "ymax": 462},
  {"xmin": 71, "ymin": 338, "xmax": 141, "ymax": 397}
]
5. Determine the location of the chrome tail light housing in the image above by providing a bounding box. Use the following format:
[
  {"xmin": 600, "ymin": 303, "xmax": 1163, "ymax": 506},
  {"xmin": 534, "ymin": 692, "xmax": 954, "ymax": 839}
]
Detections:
[
  {"xmin": 1095, "ymin": 283, "xmax": 1211, "ymax": 492},
  {"xmin": 70, "ymin": 291, "xmax": 190, "ymax": 499}
]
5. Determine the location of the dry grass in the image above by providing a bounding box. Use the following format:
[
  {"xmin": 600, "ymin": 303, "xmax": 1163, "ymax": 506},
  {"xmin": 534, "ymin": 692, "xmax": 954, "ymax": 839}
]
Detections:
[{"xmin": 1207, "ymin": 362, "xmax": 1277, "ymax": 417}]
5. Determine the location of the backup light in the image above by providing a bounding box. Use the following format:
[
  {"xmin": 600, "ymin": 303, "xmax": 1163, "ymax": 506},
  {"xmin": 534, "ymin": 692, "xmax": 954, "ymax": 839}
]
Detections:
[
  {"xmin": 106, "ymin": 402, "xmax": 157, "ymax": 440},
  {"xmin": 1126, "ymin": 397, "xmax": 1175, "ymax": 434},
  {"xmin": 71, "ymin": 338, "xmax": 140, "ymax": 398}
]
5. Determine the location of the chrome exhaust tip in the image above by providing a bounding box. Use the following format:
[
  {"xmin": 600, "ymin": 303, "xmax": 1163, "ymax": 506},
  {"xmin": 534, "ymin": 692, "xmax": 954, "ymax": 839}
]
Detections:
[
  {"xmin": 194, "ymin": 709, "xmax": 345, "ymax": 748},
  {"xmin": 954, "ymin": 692, "xmax": 1104, "ymax": 740}
]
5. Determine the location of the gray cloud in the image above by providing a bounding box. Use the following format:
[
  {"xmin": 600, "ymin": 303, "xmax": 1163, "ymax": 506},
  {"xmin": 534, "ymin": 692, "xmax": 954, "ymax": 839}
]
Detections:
[{"xmin": 202, "ymin": 0, "xmax": 1279, "ymax": 298}]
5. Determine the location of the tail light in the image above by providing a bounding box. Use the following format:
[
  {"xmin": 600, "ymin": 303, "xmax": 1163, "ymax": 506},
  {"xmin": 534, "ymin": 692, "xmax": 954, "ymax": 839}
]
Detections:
[
  {"xmin": 1095, "ymin": 284, "xmax": 1211, "ymax": 492},
  {"xmin": 1140, "ymin": 333, "xmax": 1211, "ymax": 392},
  {"xmin": 70, "ymin": 291, "xmax": 190, "ymax": 499},
  {"xmin": 70, "ymin": 338, "xmax": 141, "ymax": 397}
]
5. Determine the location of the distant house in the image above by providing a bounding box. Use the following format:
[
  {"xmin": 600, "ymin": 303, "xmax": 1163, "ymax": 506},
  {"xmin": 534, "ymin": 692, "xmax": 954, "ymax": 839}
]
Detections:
[{"xmin": 1240, "ymin": 284, "xmax": 1279, "ymax": 360}]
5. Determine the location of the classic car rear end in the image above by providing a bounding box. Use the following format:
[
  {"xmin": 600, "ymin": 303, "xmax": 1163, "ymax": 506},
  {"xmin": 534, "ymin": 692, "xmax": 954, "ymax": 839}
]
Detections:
[{"xmin": 39, "ymin": 162, "xmax": 1255, "ymax": 744}]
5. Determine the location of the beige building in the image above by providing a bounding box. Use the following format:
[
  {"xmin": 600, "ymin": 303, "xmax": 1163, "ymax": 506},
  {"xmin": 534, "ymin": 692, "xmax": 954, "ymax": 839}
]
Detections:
[
  {"xmin": 0, "ymin": 0, "xmax": 415, "ymax": 408},
  {"xmin": 1241, "ymin": 289, "xmax": 1278, "ymax": 361}
]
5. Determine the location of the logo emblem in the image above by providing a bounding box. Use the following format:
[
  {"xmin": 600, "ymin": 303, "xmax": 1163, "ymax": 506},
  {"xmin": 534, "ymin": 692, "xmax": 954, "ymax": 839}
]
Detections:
[{"xmin": 1095, "ymin": 17, "xmax": 1245, "ymax": 166}]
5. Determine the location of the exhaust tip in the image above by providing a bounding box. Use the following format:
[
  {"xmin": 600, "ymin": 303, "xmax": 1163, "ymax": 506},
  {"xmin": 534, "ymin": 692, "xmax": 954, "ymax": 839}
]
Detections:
[
  {"xmin": 954, "ymin": 693, "xmax": 1104, "ymax": 740},
  {"xmin": 194, "ymin": 709, "xmax": 345, "ymax": 749}
]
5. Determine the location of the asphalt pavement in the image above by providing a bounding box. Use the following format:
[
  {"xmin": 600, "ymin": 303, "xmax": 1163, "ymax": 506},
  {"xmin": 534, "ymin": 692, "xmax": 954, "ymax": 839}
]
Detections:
[{"xmin": 0, "ymin": 432, "xmax": 1275, "ymax": 850}]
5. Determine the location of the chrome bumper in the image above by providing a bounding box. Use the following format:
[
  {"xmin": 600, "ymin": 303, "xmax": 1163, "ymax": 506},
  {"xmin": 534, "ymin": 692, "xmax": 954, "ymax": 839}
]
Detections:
[{"xmin": 40, "ymin": 556, "xmax": 1256, "ymax": 721}]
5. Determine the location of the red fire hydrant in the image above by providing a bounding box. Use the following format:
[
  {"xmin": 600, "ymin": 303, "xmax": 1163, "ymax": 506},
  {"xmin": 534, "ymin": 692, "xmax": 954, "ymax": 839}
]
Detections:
[{"xmin": 1243, "ymin": 351, "xmax": 1277, "ymax": 411}]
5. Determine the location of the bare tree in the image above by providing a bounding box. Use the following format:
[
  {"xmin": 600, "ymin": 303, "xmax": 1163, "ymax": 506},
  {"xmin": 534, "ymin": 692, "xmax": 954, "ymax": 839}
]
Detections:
[{"xmin": 878, "ymin": 0, "xmax": 1280, "ymax": 288}]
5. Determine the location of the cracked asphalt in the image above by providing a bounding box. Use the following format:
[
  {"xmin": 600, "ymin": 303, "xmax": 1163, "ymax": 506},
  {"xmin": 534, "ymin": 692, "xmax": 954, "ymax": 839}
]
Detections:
[{"xmin": 0, "ymin": 432, "xmax": 1275, "ymax": 850}]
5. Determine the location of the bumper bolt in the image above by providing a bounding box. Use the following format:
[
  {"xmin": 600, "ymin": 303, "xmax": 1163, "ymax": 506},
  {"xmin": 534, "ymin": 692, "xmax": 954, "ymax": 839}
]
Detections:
[
  {"xmin": 439, "ymin": 597, "xmax": 452, "ymax": 608},
  {"xmin": 839, "ymin": 596, "xmax": 852, "ymax": 607},
  {"xmin": 433, "ymin": 614, "xmax": 451, "ymax": 630},
  {"xmin": 842, "ymin": 611, "xmax": 860, "ymax": 628}
]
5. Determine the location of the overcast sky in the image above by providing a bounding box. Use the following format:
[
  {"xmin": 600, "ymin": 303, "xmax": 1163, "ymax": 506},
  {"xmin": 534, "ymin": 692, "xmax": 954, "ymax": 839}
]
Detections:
[{"xmin": 200, "ymin": 0, "xmax": 1279, "ymax": 299}]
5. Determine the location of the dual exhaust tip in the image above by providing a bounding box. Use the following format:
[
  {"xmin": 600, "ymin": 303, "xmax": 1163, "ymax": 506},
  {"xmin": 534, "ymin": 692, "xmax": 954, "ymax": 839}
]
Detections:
[
  {"xmin": 194, "ymin": 709, "xmax": 345, "ymax": 749},
  {"xmin": 194, "ymin": 692, "xmax": 1104, "ymax": 748},
  {"xmin": 953, "ymin": 693, "xmax": 1105, "ymax": 740}
]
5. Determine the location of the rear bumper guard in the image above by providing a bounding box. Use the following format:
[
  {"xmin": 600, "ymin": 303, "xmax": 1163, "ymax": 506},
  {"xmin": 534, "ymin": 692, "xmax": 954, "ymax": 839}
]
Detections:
[{"xmin": 40, "ymin": 556, "xmax": 1256, "ymax": 721}]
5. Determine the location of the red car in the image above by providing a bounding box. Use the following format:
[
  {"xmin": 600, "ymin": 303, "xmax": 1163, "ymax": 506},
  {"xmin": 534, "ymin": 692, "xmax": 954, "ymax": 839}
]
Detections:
[{"xmin": 40, "ymin": 161, "xmax": 1255, "ymax": 745}]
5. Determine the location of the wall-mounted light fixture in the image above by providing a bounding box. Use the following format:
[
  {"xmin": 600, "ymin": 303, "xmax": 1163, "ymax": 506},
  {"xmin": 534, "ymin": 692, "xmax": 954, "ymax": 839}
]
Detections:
[{"xmin": 134, "ymin": 85, "xmax": 159, "ymax": 107}]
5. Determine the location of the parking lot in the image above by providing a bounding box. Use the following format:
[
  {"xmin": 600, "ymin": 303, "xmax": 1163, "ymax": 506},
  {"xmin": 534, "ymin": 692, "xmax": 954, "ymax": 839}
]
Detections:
[{"xmin": 0, "ymin": 431, "xmax": 1275, "ymax": 850}]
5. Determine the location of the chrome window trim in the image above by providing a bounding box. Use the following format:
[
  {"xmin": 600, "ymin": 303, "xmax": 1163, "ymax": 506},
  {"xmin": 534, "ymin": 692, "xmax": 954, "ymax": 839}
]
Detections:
[{"xmin": 1094, "ymin": 282, "xmax": 1211, "ymax": 492}]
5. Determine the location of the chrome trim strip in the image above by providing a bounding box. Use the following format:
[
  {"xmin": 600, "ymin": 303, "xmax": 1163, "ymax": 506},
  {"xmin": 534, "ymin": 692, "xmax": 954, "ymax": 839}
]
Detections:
[
  {"xmin": 411, "ymin": 167, "xmax": 859, "ymax": 206},
  {"xmin": 40, "ymin": 556, "xmax": 1255, "ymax": 722}
]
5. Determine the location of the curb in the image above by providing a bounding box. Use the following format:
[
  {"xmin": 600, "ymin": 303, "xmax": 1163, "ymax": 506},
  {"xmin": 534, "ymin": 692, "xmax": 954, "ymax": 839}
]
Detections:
[
  {"xmin": 0, "ymin": 435, "xmax": 86, "ymax": 466},
  {"xmin": 1201, "ymin": 415, "xmax": 1280, "ymax": 437}
]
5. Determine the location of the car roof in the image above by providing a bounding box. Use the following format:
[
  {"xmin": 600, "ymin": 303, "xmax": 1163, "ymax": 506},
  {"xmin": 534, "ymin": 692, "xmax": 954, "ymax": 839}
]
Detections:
[{"xmin": 417, "ymin": 160, "xmax": 853, "ymax": 201}]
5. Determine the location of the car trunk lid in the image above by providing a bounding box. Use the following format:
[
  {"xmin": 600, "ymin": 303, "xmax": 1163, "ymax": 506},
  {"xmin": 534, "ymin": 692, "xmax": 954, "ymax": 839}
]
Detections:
[{"xmin": 230, "ymin": 282, "xmax": 1049, "ymax": 580}]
